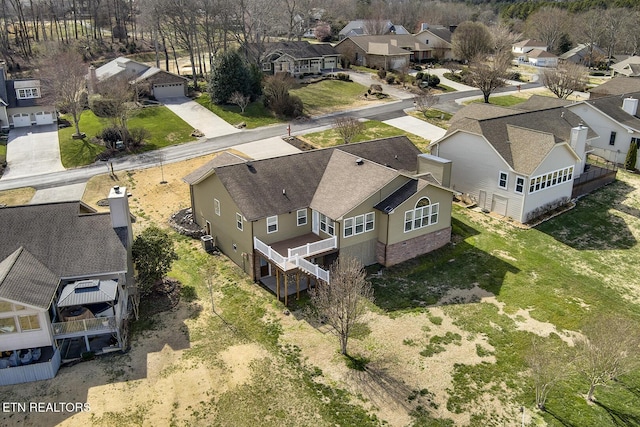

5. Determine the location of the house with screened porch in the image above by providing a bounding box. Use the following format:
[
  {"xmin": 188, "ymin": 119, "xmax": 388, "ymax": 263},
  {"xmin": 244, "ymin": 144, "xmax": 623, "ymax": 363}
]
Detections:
[{"xmin": 183, "ymin": 137, "xmax": 456, "ymax": 304}]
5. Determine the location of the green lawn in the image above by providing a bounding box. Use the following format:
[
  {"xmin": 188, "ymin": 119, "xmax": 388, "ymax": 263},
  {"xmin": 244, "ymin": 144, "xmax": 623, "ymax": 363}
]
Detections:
[
  {"xmin": 290, "ymin": 79, "xmax": 370, "ymax": 116},
  {"xmin": 301, "ymin": 120, "xmax": 430, "ymax": 152},
  {"xmin": 195, "ymin": 94, "xmax": 282, "ymax": 129},
  {"xmin": 409, "ymin": 109, "xmax": 452, "ymax": 129},
  {"xmin": 370, "ymin": 170, "xmax": 640, "ymax": 426},
  {"xmin": 468, "ymin": 95, "xmax": 528, "ymax": 107},
  {"xmin": 59, "ymin": 106, "xmax": 195, "ymax": 168}
]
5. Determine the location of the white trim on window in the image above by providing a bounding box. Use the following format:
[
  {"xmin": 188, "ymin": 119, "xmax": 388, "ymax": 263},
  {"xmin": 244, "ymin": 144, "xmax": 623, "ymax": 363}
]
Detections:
[
  {"xmin": 319, "ymin": 213, "xmax": 335, "ymax": 236},
  {"xmin": 267, "ymin": 215, "xmax": 278, "ymax": 233},
  {"xmin": 514, "ymin": 176, "xmax": 525, "ymax": 194},
  {"xmin": 297, "ymin": 209, "xmax": 307, "ymax": 226},
  {"xmin": 343, "ymin": 212, "xmax": 375, "ymax": 238},
  {"xmin": 16, "ymin": 87, "xmax": 40, "ymax": 99},
  {"xmin": 529, "ymin": 166, "xmax": 574, "ymax": 194},
  {"xmin": 498, "ymin": 171, "xmax": 508, "ymax": 190},
  {"xmin": 236, "ymin": 213, "xmax": 243, "ymax": 231},
  {"xmin": 404, "ymin": 198, "xmax": 439, "ymax": 232},
  {"xmin": 214, "ymin": 198, "xmax": 220, "ymax": 216}
]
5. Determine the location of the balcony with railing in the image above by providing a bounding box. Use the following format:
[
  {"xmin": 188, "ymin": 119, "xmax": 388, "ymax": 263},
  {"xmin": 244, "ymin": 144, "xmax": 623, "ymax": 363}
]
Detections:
[
  {"xmin": 254, "ymin": 233, "xmax": 336, "ymax": 282},
  {"xmin": 52, "ymin": 316, "xmax": 117, "ymax": 338}
]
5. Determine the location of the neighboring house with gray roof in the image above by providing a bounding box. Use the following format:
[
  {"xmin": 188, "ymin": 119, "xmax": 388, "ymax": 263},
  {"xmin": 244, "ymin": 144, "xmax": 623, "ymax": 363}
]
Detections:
[
  {"xmin": 589, "ymin": 76, "xmax": 640, "ymax": 99},
  {"xmin": 183, "ymin": 137, "xmax": 455, "ymax": 304},
  {"xmin": 256, "ymin": 41, "xmax": 340, "ymax": 75},
  {"xmin": 413, "ymin": 25, "xmax": 455, "ymax": 61},
  {"xmin": 430, "ymin": 105, "xmax": 597, "ymax": 223},
  {"xmin": 565, "ymin": 92, "xmax": 640, "ymax": 168},
  {"xmin": 559, "ymin": 43, "xmax": 607, "ymax": 67},
  {"xmin": 88, "ymin": 57, "xmax": 188, "ymax": 99},
  {"xmin": 334, "ymin": 35, "xmax": 430, "ymax": 70},
  {"xmin": 0, "ymin": 187, "xmax": 134, "ymax": 385},
  {"xmin": 0, "ymin": 63, "xmax": 57, "ymax": 129},
  {"xmin": 610, "ymin": 56, "xmax": 640, "ymax": 77},
  {"xmin": 338, "ymin": 20, "xmax": 410, "ymax": 40}
]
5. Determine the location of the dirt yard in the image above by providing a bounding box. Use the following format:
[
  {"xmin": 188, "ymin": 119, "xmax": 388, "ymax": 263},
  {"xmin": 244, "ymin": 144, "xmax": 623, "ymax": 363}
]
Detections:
[{"xmin": 0, "ymin": 152, "xmax": 620, "ymax": 427}]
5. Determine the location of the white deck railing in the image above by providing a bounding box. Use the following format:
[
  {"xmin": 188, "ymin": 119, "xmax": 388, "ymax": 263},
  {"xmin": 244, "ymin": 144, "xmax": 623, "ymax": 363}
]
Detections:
[
  {"xmin": 254, "ymin": 237, "xmax": 331, "ymax": 283},
  {"xmin": 52, "ymin": 316, "xmax": 117, "ymax": 337},
  {"xmin": 293, "ymin": 257, "xmax": 330, "ymax": 282},
  {"xmin": 288, "ymin": 236, "xmax": 337, "ymax": 258}
]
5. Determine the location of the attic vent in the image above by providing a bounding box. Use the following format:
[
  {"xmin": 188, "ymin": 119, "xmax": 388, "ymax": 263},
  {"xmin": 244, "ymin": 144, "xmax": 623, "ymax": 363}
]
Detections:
[
  {"xmin": 394, "ymin": 155, "xmax": 398, "ymax": 159},
  {"xmin": 355, "ymin": 158, "xmax": 364, "ymax": 165},
  {"xmin": 246, "ymin": 162, "xmax": 253, "ymax": 168},
  {"xmin": 75, "ymin": 279, "xmax": 100, "ymax": 292},
  {"xmin": 384, "ymin": 206, "xmax": 393, "ymax": 213}
]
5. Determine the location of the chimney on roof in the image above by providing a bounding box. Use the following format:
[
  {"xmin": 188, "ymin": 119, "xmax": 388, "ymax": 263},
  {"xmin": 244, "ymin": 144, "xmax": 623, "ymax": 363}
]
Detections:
[
  {"xmin": 570, "ymin": 125, "xmax": 589, "ymax": 178},
  {"xmin": 88, "ymin": 65, "xmax": 97, "ymax": 94},
  {"xmin": 449, "ymin": 25, "xmax": 457, "ymax": 33},
  {"xmin": 109, "ymin": 185, "xmax": 133, "ymax": 243},
  {"xmin": 622, "ymin": 97, "xmax": 639, "ymax": 116}
]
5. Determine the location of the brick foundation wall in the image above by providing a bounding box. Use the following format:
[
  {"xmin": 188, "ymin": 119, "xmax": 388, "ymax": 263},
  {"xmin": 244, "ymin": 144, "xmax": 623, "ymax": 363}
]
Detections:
[{"xmin": 376, "ymin": 227, "xmax": 451, "ymax": 267}]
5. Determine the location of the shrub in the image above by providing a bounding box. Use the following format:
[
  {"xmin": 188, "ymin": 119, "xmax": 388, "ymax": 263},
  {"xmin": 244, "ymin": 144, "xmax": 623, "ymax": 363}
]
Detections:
[
  {"xmin": 415, "ymin": 71, "xmax": 424, "ymax": 80},
  {"xmin": 128, "ymin": 127, "xmax": 150, "ymax": 148},
  {"xmin": 386, "ymin": 75, "xmax": 396, "ymax": 84},
  {"xmin": 99, "ymin": 126, "xmax": 122, "ymax": 146},
  {"xmin": 336, "ymin": 73, "xmax": 351, "ymax": 81},
  {"xmin": 625, "ymin": 139, "xmax": 638, "ymax": 170},
  {"xmin": 377, "ymin": 69, "xmax": 387, "ymax": 79},
  {"xmin": 424, "ymin": 74, "xmax": 440, "ymax": 87}
]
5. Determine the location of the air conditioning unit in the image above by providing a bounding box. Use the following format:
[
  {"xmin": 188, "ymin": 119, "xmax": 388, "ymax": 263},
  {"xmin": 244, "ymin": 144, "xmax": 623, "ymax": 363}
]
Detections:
[{"xmin": 200, "ymin": 235, "xmax": 215, "ymax": 253}]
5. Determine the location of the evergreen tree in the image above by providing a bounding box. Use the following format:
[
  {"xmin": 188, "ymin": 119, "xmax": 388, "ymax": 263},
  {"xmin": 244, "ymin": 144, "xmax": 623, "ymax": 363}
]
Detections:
[
  {"xmin": 626, "ymin": 139, "xmax": 638, "ymax": 170},
  {"xmin": 209, "ymin": 50, "xmax": 251, "ymax": 104}
]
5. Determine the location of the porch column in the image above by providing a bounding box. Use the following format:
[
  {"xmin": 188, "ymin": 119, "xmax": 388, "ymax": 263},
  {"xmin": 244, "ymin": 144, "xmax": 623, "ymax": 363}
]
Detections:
[
  {"xmin": 276, "ymin": 269, "xmax": 280, "ymax": 301},
  {"xmin": 296, "ymin": 271, "xmax": 300, "ymax": 300},
  {"xmin": 84, "ymin": 335, "xmax": 91, "ymax": 352},
  {"xmin": 284, "ymin": 274, "xmax": 289, "ymax": 306}
]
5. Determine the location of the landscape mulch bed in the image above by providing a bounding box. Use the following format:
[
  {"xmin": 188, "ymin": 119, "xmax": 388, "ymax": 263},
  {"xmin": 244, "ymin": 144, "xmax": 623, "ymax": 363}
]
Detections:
[{"xmin": 141, "ymin": 278, "xmax": 182, "ymax": 317}]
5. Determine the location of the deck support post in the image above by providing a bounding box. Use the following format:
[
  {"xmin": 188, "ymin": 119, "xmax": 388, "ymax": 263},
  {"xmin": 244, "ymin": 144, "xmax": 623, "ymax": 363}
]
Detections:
[
  {"xmin": 296, "ymin": 271, "xmax": 300, "ymax": 300},
  {"xmin": 276, "ymin": 269, "xmax": 280, "ymax": 301},
  {"xmin": 284, "ymin": 274, "xmax": 288, "ymax": 306}
]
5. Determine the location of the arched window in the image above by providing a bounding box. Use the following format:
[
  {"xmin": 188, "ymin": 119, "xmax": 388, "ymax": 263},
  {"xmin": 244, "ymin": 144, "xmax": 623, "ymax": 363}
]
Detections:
[{"xmin": 404, "ymin": 197, "xmax": 439, "ymax": 232}]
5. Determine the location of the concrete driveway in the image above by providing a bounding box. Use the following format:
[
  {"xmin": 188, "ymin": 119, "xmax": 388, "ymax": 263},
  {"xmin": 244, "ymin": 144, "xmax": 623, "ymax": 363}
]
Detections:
[
  {"xmin": 232, "ymin": 136, "xmax": 301, "ymax": 160},
  {"xmin": 1, "ymin": 125, "xmax": 65, "ymax": 180},
  {"xmin": 157, "ymin": 96, "xmax": 241, "ymax": 139},
  {"xmin": 384, "ymin": 116, "xmax": 447, "ymax": 142}
]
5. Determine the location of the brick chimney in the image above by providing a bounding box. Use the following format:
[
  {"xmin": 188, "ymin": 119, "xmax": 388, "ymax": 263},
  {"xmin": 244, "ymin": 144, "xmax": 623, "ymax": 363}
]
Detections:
[{"xmin": 622, "ymin": 97, "xmax": 639, "ymax": 117}]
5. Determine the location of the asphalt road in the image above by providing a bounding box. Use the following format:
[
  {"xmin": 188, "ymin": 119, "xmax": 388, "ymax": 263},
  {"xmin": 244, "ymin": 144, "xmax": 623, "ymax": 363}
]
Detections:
[{"xmin": 0, "ymin": 80, "xmax": 541, "ymax": 192}]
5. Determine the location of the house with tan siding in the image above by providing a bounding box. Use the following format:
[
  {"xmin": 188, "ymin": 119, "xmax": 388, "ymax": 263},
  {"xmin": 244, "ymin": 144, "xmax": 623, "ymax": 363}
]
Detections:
[
  {"xmin": 183, "ymin": 137, "xmax": 455, "ymax": 304},
  {"xmin": 429, "ymin": 104, "xmax": 597, "ymax": 223},
  {"xmin": 334, "ymin": 35, "xmax": 430, "ymax": 70}
]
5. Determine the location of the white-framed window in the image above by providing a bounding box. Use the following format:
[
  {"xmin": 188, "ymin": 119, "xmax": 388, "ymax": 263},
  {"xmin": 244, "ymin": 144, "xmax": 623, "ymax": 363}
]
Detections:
[
  {"xmin": 297, "ymin": 209, "xmax": 307, "ymax": 226},
  {"xmin": 344, "ymin": 218, "xmax": 354, "ymax": 237},
  {"xmin": 515, "ymin": 176, "xmax": 525, "ymax": 194},
  {"xmin": 404, "ymin": 198, "xmax": 439, "ymax": 232},
  {"xmin": 498, "ymin": 171, "xmax": 508, "ymax": 189},
  {"xmin": 16, "ymin": 87, "xmax": 40, "ymax": 99},
  {"xmin": 214, "ymin": 198, "xmax": 220, "ymax": 216},
  {"xmin": 267, "ymin": 215, "xmax": 278, "ymax": 233},
  {"xmin": 236, "ymin": 213, "xmax": 243, "ymax": 231},
  {"xmin": 319, "ymin": 213, "xmax": 335, "ymax": 236},
  {"xmin": 529, "ymin": 166, "xmax": 574, "ymax": 194},
  {"xmin": 343, "ymin": 212, "xmax": 375, "ymax": 238},
  {"xmin": 365, "ymin": 212, "xmax": 374, "ymax": 232}
]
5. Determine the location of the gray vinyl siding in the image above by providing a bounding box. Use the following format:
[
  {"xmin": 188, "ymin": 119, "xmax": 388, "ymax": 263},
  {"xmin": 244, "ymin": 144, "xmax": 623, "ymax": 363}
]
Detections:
[
  {"xmin": 568, "ymin": 103, "xmax": 639, "ymax": 167},
  {"xmin": 436, "ymin": 133, "xmax": 524, "ymax": 221}
]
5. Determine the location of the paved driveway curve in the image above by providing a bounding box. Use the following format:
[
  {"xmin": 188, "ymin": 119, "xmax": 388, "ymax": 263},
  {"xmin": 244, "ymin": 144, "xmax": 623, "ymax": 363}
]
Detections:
[
  {"xmin": 1, "ymin": 125, "xmax": 65, "ymax": 180},
  {"xmin": 157, "ymin": 96, "xmax": 241, "ymax": 139}
]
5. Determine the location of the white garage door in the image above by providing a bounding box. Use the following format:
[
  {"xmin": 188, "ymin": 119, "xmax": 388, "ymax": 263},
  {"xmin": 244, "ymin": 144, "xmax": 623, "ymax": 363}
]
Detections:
[
  {"xmin": 491, "ymin": 195, "xmax": 508, "ymax": 217},
  {"xmin": 12, "ymin": 113, "xmax": 31, "ymax": 127},
  {"xmin": 153, "ymin": 83, "xmax": 184, "ymax": 98},
  {"xmin": 35, "ymin": 111, "xmax": 54, "ymax": 125}
]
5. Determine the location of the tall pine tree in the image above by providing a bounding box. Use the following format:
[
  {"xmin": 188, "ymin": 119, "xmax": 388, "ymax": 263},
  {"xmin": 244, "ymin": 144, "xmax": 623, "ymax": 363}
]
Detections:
[{"xmin": 208, "ymin": 50, "xmax": 251, "ymax": 104}]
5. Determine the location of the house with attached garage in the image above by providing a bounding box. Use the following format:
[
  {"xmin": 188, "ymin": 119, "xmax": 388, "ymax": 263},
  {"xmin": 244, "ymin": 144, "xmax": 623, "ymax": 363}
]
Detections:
[
  {"xmin": 183, "ymin": 137, "xmax": 455, "ymax": 304},
  {"xmin": 88, "ymin": 57, "xmax": 188, "ymax": 99},
  {"xmin": 0, "ymin": 63, "xmax": 57, "ymax": 129},
  {"xmin": 413, "ymin": 24, "xmax": 456, "ymax": 61},
  {"xmin": 564, "ymin": 91, "xmax": 640, "ymax": 169},
  {"xmin": 430, "ymin": 104, "xmax": 599, "ymax": 223},
  {"xmin": 0, "ymin": 186, "xmax": 134, "ymax": 385}
]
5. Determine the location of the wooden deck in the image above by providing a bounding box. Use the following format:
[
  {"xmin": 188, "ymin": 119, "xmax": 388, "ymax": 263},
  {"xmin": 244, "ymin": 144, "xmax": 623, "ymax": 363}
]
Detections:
[{"xmin": 260, "ymin": 275, "xmax": 311, "ymax": 297}]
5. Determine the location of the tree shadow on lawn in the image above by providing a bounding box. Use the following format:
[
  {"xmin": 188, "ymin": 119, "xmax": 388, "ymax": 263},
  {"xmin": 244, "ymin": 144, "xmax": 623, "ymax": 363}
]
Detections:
[
  {"xmin": 65, "ymin": 138, "xmax": 105, "ymax": 164},
  {"xmin": 594, "ymin": 401, "xmax": 640, "ymax": 427},
  {"xmin": 537, "ymin": 181, "xmax": 637, "ymax": 251},
  {"xmin": 371, "ymin": 218, "xmax": 520, "ymax": 312}
]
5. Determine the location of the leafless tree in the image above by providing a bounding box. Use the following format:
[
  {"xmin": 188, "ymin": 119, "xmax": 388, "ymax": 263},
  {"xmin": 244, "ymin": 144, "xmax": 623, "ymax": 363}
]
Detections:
[
  {"xmin": 363, "ymin": 18, "xmax": 388, "ymax": 36},
  {"xmin": 314, "ymin": 21, "xmax": 332, "ymax": 42},
  {"xmin": 309, "ymin": 255, "xmax": 374, "ymax": 355},
  {"xmin": 599, "ymin": 8, "xmax": 629, "ymax": 66},
  {"xmin": 452, "ymin": 21, "xmax": 493, "ymax": 62},
  {"xmin": 541, "ymin": 63, "xmax": 588, "ymax": 99},
  {"xmin": 230, "ymin": 91, "xmax": 250, "ymax": 113},
  {"xmin": 94, "ymin": 76, "xmax": 137, "ymax": 148},
  {"xmin": 570, "ymin": 9, "xmax": 606, "ymax": 68},
  {"xmin": 464, "ymin": 52, "xmax": 511, "ymax": 103},
  {"xmin": 490, "ymin": 23, "xmax": 521, "ymax": 56},
  {"xmin": 414, "ymin": 91, "xmax": 438, "ymax": 119},
  {"xmin": 575, "ymin": 314, "xmax": 640, "ymax": 402},
  {"xmin": 525, "ymin": 7, "xmax": 571, "ymax": 55},
  {"xmin": 443, "ymin": 61, "xmax": 462, "ymax": 76},
  {"xmin": 525, "ymin": 337, "xmax": 574, "ymax": 410},
  {"xmin": 39, "ymin": 48, "xmax": 88, "ymax": 137},
  {"xmin": 333, "ymin": 116, "xmax": 365, "ymax": 144}
]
